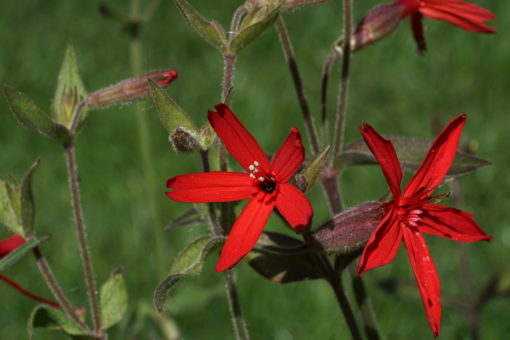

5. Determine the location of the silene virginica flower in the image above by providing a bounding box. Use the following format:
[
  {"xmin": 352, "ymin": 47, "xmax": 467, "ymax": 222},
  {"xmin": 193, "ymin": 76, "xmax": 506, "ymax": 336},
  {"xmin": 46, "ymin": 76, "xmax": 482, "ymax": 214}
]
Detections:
[
  {"xmin": 166, "ymin": 104, "xmax": 313, "ymax": 272},
  {"xmin": 0, "ymin": 234, "xmax": 59, "ymax": 308},
  {"xmin": 357, "ymin": 114, "xmax": 492, "ymax": 336},
  {"xmin": 353, "ymin": 0, "xmax": 495, "ymax": 53}
]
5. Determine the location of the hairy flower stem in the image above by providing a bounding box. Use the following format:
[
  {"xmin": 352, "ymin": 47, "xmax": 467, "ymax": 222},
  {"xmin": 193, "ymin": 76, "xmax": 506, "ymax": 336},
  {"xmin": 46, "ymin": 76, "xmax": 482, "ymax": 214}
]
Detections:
[
  {"xmin": 64, "ymin": 145, "xmax": 102, "ymax": 336},
  {"xmin": 218, "ymin": 48, "xmax": 249, "ymax": 339},
  {"xmin": 450, "ymin": 178, "xmax": 480, "ymax": 340},
  {"xmin": 331, "ymin": 0, "xmax": 353, "ymax": 161},
  {"xmin": 33, "ymin": 246, "xmax": 90, "ymax": 332},
  {"xmin": 128, "ymin": 0, "xmax": 165, "ymax": 276},
  {"xmin": 275, "ymin": 15, "xmax": 320, "ymax": 155}
]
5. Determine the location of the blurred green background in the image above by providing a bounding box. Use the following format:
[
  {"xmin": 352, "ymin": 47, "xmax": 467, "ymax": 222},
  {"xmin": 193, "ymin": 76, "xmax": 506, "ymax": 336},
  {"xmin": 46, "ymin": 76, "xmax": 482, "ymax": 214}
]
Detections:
[{"xmin": 1, "ymin": 0, "xmax": 508, "ymax": 339}]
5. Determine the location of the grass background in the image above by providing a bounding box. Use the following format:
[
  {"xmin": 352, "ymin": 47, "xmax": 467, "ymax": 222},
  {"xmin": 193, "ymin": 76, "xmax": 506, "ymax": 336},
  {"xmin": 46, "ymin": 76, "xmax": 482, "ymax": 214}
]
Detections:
[{"xmin": 1, "ymin": 0, "xmax": 509, "ymax": 339}]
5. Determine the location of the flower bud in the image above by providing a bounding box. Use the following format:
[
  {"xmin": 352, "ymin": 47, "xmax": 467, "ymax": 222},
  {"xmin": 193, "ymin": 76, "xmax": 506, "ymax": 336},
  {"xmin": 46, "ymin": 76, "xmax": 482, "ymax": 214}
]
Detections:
[
  {"xmin": 170, "ymin": 127, "xmax": 199, "ymax": 153},
  {"xmin": 85, "ymin": 70, "xmax": 178, "ymax": 109},
  {"xmin": 310, "ymin": 202, "xmax": 384, "ymax": 254},
  {"xmin": 352, "ymin": 3, "xmax": 405, "ymax": 52}
]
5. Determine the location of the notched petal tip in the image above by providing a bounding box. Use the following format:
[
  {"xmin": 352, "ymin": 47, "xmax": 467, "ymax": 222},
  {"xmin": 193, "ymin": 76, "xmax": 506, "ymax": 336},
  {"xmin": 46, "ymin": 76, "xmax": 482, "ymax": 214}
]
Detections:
[
  {"xmin": 213, "ymin": 103, "xmax": 229, "ymax": 117},
  {"xmin": 166, "ymin": 177, "xmax": 176, "ymax": 188}
]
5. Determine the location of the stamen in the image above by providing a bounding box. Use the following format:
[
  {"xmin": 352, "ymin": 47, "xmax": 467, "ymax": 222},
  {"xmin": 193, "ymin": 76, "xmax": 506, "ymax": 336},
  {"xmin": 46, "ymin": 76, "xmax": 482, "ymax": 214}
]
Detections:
[
  {"xmin": 254, "ymin": 161, "xmax": 259, "ymax": 166},
  {"xmin": 249, "ymin": 165, "xmax": 255, "ymax": 171},
  {"xmin": 258, "ymin": 176, "xmax": 265, "ymax": 182},
  {"xmin": 250, "ymin": 174, "xmax": 256, "ymax": 179}
]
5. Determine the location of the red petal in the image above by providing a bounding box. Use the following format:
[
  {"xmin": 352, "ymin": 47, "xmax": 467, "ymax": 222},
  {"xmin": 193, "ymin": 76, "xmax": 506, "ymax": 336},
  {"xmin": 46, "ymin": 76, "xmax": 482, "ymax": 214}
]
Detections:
[
  {"xmin": 418, "ymin": 203, "xmax": 492, "ymax": 242},
  {"xmin": 275, "ymin": 183, "xmax": 313, "ymax": 231},
  {"xmin": 421, "ymin": 0, "xmax": 495, "ymax": 33},
  {"xmin": 360, "ymin": 123, "xmax": 402, "ymax": 199},
  {"xmin": 0, "ymin": 235, "xmax": 25, "ymax": 259},
  {"xmin": 403, "ymin": 228, "xmax": 441, "ymax": 336},
  {"xmin": 410, "ymin": 13, "xmax": 427, "ymax": 53},
  {"xmin": 208, "ymin": 104, "xmax": 270, "ymax": 172},
  {"xmin": 404, "ymin": 114, "xmax": 466, "ymax": 199},
  {"xmin": 215, "ymin": 199, "xmax": 275, "ymax": 271},
  {"xmin": 271, "ymin": 127, "xmax": 305, "ymax": 182},
  {"xmin": 358, "ymin": 210, "xmax": 402, "ymax": 275},
  {"xmin": 166, "ymin": 172, "xmax": 256, "ymax": 202}
]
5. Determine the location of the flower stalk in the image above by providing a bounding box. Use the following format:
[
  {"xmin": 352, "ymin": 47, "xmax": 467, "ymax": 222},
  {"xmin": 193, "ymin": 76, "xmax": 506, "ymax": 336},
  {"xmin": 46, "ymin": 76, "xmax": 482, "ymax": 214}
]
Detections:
[{"xmin": 275, "ymin": 15, "xmax": 320, "ymax": 155}]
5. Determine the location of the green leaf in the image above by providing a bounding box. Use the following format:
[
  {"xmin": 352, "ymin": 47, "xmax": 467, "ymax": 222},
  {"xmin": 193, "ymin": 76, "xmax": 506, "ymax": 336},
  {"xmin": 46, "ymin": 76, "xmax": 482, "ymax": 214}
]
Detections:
[
  {"xmin": 0, "ymin": 180, "xmax": 23, "ymax": 235},
  {"xmin": 244, "ymin": 231, "xmax": 323, "ymax": 283},
  {"xmin": 229, "ymin": 2, "xmax": 283, "ymax": 54},
  {"xmin": 0, "ymin": 236, "xmax": 44, "ymax": 272},
  {"xmin": 53, "ymin": 42, "xmax": 87, "ymax": 128},
  {"xmin": 100, "ymin": 267, "xmax": 128, "ymax": 330},
  {"xmin": 2, "ymin": 85, "xmax": 72, "ymax": 147},
  {"xmin": 149, "ymin": 80, "xmax": 199, "ymax": 149},
  {"xmin": 174, "ymin": 0, "xmax": 227, "ymax": 52},
  {"xmin": 20, "ymin": 159, "xmax": 40, "ymax": 236},
  {"xmin": 295, "ymin": 145, "xmax": 330, "ymax": 192},
  {"xmin": 153, "ymin": 235, "xmax": 223, "ymax": 312},
  {"xmin": 336, "ymin": 136, "xmax": 491, "ymax": 176},
  {"xmin": 28, "ymin": 304, "xmax": 88, "ymax": 338}
]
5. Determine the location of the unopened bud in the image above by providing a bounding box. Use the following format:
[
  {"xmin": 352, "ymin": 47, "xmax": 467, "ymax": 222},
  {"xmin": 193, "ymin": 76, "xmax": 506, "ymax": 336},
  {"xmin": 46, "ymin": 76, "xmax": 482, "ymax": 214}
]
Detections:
[
  {"xmin": 352, "ymin": 3, "xmax": 405, "ymax": 52},
  {"xmin": 310, "ymin": 202, "xmax": 384, "ymax": 254},
  {"xmin": 170, "ymin": 127, "xmax": 199, "ymax": 153},
  {"xmin": 86, "ymin": 70, "xmax": 178, "ymax": 109}
]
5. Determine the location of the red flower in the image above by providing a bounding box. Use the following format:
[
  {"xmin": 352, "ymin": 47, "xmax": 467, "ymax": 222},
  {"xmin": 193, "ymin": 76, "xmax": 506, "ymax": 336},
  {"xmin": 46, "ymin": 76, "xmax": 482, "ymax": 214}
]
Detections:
[
  {"xmin": 358, "ymin": 114, "xmax": 491, "ymax": 336},
  {"xmin": 166, "ymin": 104, "xmax": 313, "ymax": 272},
  {"xmin": 0, "ymin": 235, "xmax": 59, "ymax": 308},
  {"xmin": 396, "ymin": 0, "xmax": 496, "ymax": 52}
]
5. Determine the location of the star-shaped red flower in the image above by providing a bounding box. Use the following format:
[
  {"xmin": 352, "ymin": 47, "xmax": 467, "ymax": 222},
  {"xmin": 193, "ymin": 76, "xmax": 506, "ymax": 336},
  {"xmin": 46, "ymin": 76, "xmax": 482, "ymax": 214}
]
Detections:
[
  {"xmin": 358, "ymin": 114, "xmax": 491, "ymax": 336},
  {"xmin": 166, "ymin": 104, "xmax": 313, "ymax": 272},
  {"xmin": 396, "ymin": 0, "xmax": 496, "ymax": 52},
  {"xmin": 0, "ymin": 234, "xmax": 59, "ymax": 308}
]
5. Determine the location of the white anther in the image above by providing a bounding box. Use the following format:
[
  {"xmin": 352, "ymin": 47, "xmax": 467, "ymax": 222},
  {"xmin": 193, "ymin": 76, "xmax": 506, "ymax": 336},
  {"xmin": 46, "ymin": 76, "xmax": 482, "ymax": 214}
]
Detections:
[
  {"xmin": 254, "ymin": 161, "xmax": 260, "ymax": 166},
  {"xmin": 250, "ymin": 174, "xmax": 256, "ymax": 179},
  {"xmin": 409, "ymin": 209, "xmax": 423, "ymax": 215},
  {"xmin": 253, "ymin": 169, "xmax": 259, "ymax": 173},
  {"xmin": 249, "ymin": 165, "xmax": 255, "ymax": 171},
  {"xmin": 258, "ymin": 176, "xmax": 265, "ymax": 182}
]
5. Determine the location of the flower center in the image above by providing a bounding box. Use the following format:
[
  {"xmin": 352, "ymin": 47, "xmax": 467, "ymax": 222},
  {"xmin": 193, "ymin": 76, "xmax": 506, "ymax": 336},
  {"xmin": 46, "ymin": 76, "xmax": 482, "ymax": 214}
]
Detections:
[
  {"xmin": 259, "ymin": 177, "xmax": 277, "ymax": 193},
  {"xmin": 248, "ymin": 160, "xmax": 277, "ymax": 194}
]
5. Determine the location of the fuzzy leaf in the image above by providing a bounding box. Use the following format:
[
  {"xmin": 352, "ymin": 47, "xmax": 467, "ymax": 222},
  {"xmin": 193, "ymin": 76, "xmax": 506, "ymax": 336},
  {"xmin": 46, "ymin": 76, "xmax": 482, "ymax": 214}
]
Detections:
[
  {"xmin": 336, "ymin": 136, "xmax": 490, "ymax": 176},
  {"xmin": 153, "ymin": 235, "xmax": 223, "ymax": 312},
  {"xmin": 100, "ymin": 267, "xmax": 128, "ymax": 330},
  {"xmin": 2, "ymin": 85, "xmax": 72, "ymax": 147},
  {"xmin": 296, "ymin": 146, "xmax": 330, "ymax": 192},
  {"xmin": 229, "ymin": 2, "xmax": 283, "ymax": 54},
  {"xmin": 149, "ymin": 80, "xmax": 199, "ymax": 151},
  {"xmin": 0, "ymin": 180, "xmax": 23, "ymax": 235},
  {"xmin": 244, "ymin": 231, "xmax": 323, "ymax": 283},
  {"xmin": 52, "ymin": 42, "xmax": 87, "ymax": 128},
  {"xmin": 282, "ymin": 0, "xmax": 330, "ymax": 10},
  {"xmin": 28, "ymin": 304, "xmax": 87, "ymax": 338},
  {"xmin": 20, "ymin": 159, "xmax": 40, "ymax": 236},
  {"xmin": 0, "ymin": 236, "xmax": 43, "ymax": 272},
  {"xmin": 174, "ymin": 0, "xmax": 227, "ymax": 52}
]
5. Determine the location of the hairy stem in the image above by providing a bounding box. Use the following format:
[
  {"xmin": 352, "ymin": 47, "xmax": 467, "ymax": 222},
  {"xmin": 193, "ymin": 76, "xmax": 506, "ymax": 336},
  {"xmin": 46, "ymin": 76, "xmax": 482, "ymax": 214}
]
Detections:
[
  {"xmin": 331, "ymin": 0, "xmax": 353, "ymax": 161},
  {"xmin": 275, "ymin": 15, "xmax": 320, "ymax": 155},
  {"xmin": 451, "ymin": 178, "xmax": 480, "ymax": 340},
  {"xmin": 223, "ymin": 269, "xmax": 250, "ymax": 340},
  {"xmin": 33, "ymin": 246, "xmax": 90, "ymax": 331},
  {"xmin": 64, "ymin": 145, "xmax": 102, "ymax": 334}
]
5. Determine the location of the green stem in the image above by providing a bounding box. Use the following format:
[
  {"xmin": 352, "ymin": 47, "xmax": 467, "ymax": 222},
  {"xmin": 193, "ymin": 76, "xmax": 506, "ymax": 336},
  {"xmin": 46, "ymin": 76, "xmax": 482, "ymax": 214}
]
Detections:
[
  {"xmin": 64, "ymin": 144, "xmax": 102, "ymax": 335},
  {"xmin": 33, "ymin": 246, "xmax": 90, "ymax": 332},
  {"xmin": 223, "ymin": 269, "xmax": 250, "ymax": 340},
  {"xmin": 275, "ymin": 15, "xmax": 320, "ymax": 155}
]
